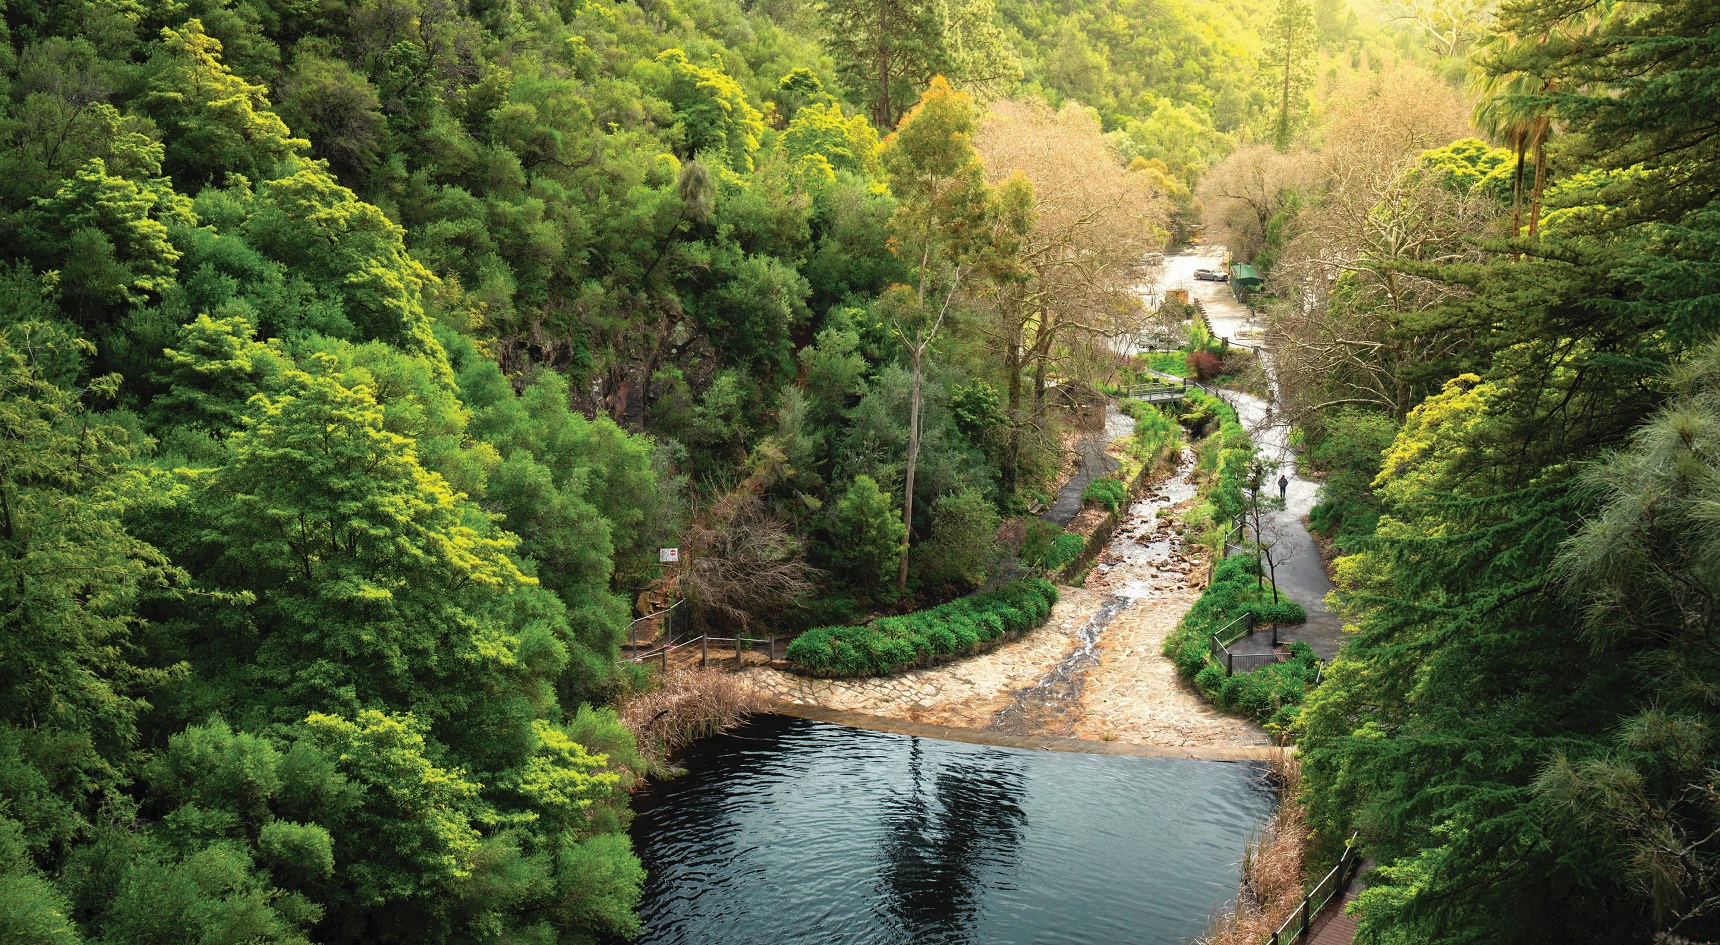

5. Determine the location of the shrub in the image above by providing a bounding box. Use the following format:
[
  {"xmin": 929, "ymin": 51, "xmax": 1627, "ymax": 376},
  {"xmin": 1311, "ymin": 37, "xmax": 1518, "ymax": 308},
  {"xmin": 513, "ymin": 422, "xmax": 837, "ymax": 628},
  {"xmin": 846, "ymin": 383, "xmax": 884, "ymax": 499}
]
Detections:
[
  {"xmin": 1038, "ymin": 532, "xmax": 1085, "ymax": 572},
  {"xmin": 828, "ymin": 474, "xmax": 906, "ymax": 591},
  {"xmin": 913, "ymin": 487, "xmax": 1001, "ymax": 591},
  {"xmin": 785, "ymin": 579, "xmax": 1059, "ymax": 677},
  {"xmin": 1188, "ymin": 349, "xmax": 1223, "ymax": 379},
  {"xmin": 1082, "ymin": 476, "xmax": 1127, "ymax": 511}
]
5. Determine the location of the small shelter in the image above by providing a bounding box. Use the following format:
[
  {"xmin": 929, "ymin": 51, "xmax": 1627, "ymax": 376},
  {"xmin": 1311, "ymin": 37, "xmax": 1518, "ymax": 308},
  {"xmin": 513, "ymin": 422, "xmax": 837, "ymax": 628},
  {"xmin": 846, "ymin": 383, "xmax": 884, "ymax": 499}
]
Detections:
[{"xmin": 1228, "ymin": 264, "xmax": 1263, "ymax": 290}]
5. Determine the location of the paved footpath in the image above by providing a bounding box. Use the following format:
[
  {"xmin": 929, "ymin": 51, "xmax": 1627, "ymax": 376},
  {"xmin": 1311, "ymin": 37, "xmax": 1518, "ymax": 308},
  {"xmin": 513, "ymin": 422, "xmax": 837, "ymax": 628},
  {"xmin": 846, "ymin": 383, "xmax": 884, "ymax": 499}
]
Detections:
[{"xmin": 1181, "ymin": 251, "xmax": 1345, "ymax": 660}]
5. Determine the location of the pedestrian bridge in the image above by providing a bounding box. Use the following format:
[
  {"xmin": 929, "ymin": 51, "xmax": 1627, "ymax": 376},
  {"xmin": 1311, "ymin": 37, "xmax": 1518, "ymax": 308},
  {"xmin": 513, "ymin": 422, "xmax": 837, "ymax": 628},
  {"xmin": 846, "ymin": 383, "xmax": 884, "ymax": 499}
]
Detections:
[{"xmin": 1127, "ymin": 380, "xmax": 1188, "ymax": 404}]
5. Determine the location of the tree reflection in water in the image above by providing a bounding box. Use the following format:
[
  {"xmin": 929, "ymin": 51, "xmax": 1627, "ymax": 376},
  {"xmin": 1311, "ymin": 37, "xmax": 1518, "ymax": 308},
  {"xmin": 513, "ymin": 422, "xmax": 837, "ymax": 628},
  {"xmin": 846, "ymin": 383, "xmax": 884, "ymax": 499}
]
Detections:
[{"xmin": 876, "ymin": 738, "xmax": 1027, "ymax": 942}]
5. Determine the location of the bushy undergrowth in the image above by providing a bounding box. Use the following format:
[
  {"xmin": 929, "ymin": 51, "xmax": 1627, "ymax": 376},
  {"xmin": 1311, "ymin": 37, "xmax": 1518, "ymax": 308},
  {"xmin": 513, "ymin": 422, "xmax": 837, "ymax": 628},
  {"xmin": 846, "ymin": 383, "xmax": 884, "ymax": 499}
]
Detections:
[
  {"xmin": 1118, "ymin": 399, "xmax": 1182, "ymax": 480},
  {"xmin": 1038, "ymin": 532, "xmax": 1086, "ymax": 571},
  {"xmin": 1197, "ymin": 642, "xmax": 1320, "ymax": 731},
  {"xmin": 786, "ymin": 579, "xmax": 1059, "ymax": 677},
  {"xmin": 1083, "ymin": 476, "xmax": 1127, "ymax": 510},
  {"xmin": 1165, "ymin": 556, "xmax": 1314, "ymax": 732},
  {"xmin": 1180, "ymin": 388, "xmax": 1253, "ymax": 545}
]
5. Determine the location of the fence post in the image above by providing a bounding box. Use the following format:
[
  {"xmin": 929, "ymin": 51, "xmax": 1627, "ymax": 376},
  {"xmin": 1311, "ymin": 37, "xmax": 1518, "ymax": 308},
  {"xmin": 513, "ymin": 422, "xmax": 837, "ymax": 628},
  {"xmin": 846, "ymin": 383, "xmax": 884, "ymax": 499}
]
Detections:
[
  {"xmin": 1226, "ymin": 647, "xmax": 1234, "ymax": 676},
  {"xmin": 1246, "ymin": 611, "xmax": 1254, "ymax": 636},
  {"xmin": 631, "ymin": 625, "xmax": 638, "ymax": 653},
  {"xmin": 735, "ymin": 639, "xmax": 743, "ymax": 668},
  {"xmin": 770, "ymin": 636, "xmax": 776, "ymax": 661},
  {"xmin": 1300, "ymin": 895, "xmax": 1310, "ymax": 939},
  {"xmin": 701, "ymin": 635, "xmax": 708, "ymax": 667},
  {"xmin": 660, "ymin": 645, "xmax": 668, "ymax": 672}
]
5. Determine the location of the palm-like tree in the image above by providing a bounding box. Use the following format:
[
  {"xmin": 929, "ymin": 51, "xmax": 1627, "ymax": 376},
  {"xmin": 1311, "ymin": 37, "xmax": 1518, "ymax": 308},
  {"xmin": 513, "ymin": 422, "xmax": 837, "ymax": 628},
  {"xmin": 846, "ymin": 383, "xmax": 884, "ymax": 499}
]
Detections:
[{"xmin": 1471, "ymin": 59, "xmax": 1554, "ymax": 241}]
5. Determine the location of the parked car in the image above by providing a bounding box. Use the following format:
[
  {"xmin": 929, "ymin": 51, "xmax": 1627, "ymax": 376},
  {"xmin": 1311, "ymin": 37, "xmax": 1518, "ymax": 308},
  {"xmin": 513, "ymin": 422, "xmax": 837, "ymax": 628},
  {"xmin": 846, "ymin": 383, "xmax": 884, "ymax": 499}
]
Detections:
[{"xmin": 1193, "ymin": 268, "xmax": 1229, "ymax": 281}]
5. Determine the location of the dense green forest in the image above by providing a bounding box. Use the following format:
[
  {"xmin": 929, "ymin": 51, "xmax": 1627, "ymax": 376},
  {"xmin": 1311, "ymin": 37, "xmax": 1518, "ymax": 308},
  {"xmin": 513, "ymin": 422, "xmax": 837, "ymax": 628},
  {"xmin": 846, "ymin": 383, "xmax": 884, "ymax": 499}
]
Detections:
[
  {"xmin": 0, "ymin": 0, "xmax": 1282, "ymax": 941},
  {"xmin": 4, "ymin": 0, "xmax": 1717, "ymax": 939},
  {"xmin": 1205, "ymin": 1, "xmax": 1720, "ymax": 942}
]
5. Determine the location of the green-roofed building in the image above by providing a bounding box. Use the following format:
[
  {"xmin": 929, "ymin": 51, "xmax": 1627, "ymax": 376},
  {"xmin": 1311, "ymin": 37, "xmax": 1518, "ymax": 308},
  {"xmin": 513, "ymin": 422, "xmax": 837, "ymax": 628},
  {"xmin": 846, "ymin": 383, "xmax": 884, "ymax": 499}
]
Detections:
[{"xmin": 1228, "ymin": 263, "xmax": 1262, "ymax": 289}]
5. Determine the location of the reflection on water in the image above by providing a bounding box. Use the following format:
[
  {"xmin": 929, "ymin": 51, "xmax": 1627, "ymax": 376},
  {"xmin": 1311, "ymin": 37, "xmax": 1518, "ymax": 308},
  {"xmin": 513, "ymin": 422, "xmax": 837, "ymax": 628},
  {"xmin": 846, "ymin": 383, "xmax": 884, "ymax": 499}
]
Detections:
[
  {"xmin": 626, "ymin": 715, "xmax": 1273, "ymax": 945},
  {"xmin": 878, "ymin": 743, "xmax": 1026, "ymax": 941}
]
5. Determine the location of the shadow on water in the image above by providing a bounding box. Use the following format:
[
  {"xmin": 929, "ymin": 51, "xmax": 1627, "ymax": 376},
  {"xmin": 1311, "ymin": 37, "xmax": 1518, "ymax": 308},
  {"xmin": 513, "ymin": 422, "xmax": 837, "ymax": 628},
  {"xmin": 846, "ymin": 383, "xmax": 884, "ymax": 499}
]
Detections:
[
  {"xmin": 876, "ymin": 741, "xmax": 1027, "ymax": 942},
  {"xmin": 623, "ymin": 715, "xmax": 1272, "ymax": 945}
]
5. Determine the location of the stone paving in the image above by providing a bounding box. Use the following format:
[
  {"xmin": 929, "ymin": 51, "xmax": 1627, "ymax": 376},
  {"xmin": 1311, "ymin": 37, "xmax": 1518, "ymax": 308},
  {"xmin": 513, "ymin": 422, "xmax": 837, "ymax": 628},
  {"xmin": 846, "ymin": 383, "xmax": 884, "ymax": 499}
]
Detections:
[
  {"xmin": 740, "ymin": 454, "xmax": 1274, "ymax": 751},
  {"xmin": 742, "ymin": 586, "xmax": 1115, "ymax": 729}
]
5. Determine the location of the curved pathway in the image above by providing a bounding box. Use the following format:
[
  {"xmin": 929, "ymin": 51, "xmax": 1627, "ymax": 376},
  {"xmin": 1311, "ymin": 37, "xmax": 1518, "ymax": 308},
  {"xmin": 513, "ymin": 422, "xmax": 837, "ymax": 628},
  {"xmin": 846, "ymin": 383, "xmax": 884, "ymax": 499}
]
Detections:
[
  {"xmin": 1041, "ymin": 404, "xmax": 1132, "ymax": 526},
  {"xmin": 1175, "ymin": 252, "xmax": 1344, "ymax": 659}
]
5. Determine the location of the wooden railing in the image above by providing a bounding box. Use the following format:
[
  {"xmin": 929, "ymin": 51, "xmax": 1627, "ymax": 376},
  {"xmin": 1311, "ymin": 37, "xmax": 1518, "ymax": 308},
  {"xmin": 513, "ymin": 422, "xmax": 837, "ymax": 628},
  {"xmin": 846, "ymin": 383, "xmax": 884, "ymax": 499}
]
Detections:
[{"xmin": 618, "ymin": 632, "xmax": 785, "ymax": 670}]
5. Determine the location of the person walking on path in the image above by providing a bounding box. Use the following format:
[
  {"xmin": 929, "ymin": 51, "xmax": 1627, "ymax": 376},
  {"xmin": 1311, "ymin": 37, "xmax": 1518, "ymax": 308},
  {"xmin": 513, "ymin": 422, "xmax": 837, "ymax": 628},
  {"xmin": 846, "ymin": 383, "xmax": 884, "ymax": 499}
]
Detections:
[{"xmin": 1278, "ymin": 474, "xmax": 1289, "ymax": 501}]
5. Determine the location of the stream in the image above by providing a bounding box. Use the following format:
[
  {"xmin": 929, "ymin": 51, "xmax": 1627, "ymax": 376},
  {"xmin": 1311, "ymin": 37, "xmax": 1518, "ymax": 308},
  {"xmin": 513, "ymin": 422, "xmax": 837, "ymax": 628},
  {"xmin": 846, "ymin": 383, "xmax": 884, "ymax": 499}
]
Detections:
[
  {"xmin": 990, "ymin": 448, "xmax": 1201, "ymax": 736},
  {"xmin": 626, "ymin": 714, "xmax": 1273, "ymax": 944}
]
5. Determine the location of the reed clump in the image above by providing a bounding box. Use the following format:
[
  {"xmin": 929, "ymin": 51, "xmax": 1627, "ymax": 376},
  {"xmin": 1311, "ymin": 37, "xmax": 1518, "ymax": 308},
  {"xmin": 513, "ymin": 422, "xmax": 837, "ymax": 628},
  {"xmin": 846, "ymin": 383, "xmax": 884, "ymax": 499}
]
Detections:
[
  {"xmin": 1202, "ymin": 751, "xmax": 1310, "ymax": 945},
  {"xmin": 618, "ymin": 666, "xmax": 767, "ymax": 773}
]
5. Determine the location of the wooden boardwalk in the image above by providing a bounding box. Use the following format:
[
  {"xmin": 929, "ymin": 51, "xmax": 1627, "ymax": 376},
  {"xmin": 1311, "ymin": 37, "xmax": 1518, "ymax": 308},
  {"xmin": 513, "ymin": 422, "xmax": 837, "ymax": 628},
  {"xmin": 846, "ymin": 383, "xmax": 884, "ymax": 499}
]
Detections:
[{"xmin": 1306, "ymin": 887, "xmax": 1362, "ymax": 945}]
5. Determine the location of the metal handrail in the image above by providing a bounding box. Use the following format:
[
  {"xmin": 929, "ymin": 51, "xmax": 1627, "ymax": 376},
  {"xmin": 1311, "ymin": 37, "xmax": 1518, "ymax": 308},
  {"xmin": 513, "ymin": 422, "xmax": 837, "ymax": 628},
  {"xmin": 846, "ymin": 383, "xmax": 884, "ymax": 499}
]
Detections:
[
  {"xmin": 1214, "ymin": 611, "xmax": 1254, "ymax": 647},
  {"xmin": 1268, "ymin": 832, "xmax": 1362, "ymax": 944}
]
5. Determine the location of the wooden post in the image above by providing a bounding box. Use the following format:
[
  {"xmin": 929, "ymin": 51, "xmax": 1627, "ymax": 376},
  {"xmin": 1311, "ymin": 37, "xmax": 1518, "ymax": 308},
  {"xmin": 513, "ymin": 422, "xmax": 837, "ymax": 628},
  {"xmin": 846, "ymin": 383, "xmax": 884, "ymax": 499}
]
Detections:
[
  {"xmin": 1226, "ymin": 648, "xmax": 1234, "ymax": 676},
  {"xmin": 660, "ymin": 646, "xmax": 668, "ymax": 672},
  {"xmin": 735, "ymin": 639, "xmax": 743, "ymax": 668},
  {"xmin": 1300, "ymin": 895, "xmax": 1310, "ymax": 939},
  {"xmin": 701, "ymin": 635, "xmax": 708, "ymax": 666}
]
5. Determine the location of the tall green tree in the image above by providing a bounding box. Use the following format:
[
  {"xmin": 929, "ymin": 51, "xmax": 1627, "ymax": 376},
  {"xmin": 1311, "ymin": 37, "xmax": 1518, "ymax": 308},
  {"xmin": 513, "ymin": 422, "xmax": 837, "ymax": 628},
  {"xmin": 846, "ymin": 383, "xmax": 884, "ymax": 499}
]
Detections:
[
  {"xmin": 878, "ymin": 78, "xmax": 1029, "ymax": 592},
  {"xmin": 817, "ymin": 0, "xmax": 1020, "ymax": 129},
  {"xmin": 1263, "ymin": 0, "xmax": 1316, "ymax": 149},
  {"xmin": 1538, "ymin": 343, "xmax": 1720, "ymax": 944}
]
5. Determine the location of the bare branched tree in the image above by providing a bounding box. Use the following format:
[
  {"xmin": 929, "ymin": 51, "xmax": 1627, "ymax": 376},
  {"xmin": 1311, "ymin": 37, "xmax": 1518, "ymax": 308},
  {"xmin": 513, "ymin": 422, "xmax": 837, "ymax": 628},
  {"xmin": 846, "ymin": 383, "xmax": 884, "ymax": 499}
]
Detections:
[
  {"xmin": 1265, "ymin": 67, "xmax": 1499, "ymax": 422},
  {"xmin": 681, "ymin": 490, "xmax": 820, "ymax": 631},
  {"xmin": 973, "ymin": 99, "xmax": 1168, "ymax": 491},
  {"xmin": 1196, "ymin": 144, "xmax": 1311, "ymax": 264}
]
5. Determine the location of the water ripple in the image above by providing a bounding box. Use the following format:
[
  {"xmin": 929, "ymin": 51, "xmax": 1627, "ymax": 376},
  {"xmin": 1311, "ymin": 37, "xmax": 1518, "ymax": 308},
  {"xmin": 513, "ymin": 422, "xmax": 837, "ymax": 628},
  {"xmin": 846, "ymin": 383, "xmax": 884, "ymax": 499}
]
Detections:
[{"xmin": 625, "ymin": 716, "xmax": 1273, "ymax": 945}]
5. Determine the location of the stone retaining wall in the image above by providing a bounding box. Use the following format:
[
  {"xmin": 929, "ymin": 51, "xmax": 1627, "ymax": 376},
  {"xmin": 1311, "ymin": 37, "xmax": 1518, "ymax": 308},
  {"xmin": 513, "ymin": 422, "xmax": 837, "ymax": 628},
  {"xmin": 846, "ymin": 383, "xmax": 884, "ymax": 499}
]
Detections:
[{"xmin": 1052, "ymin": 432, "xmax": 1162, "ymax": 584}]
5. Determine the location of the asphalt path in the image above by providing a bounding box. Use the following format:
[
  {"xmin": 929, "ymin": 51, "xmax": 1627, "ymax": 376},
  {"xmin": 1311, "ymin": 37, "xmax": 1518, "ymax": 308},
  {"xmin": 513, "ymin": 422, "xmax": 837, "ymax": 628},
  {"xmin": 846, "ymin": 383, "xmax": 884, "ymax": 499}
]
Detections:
[
  {"xmin": 1041, "ymin": 405, "xmax": 1133, "ymax": 527},
  {"xmin": 1159, "ymin": 249, "xmax": 1346, "ymax": 660}
]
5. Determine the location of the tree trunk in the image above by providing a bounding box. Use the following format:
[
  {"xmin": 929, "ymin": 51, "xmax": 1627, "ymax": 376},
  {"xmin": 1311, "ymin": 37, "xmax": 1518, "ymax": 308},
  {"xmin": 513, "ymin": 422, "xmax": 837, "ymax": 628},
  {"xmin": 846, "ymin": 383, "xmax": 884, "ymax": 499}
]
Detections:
[
  {"xmin": 875, "ymin": 2, "xmax": 891, "ymax": 130},
  {"xmin": 1527, "ymin": 126, "xmax": 1549, "ymax": 238},
  {"xmin": 898, "ymin": 346, "xmax": 923, "ymax": 594},
  {"xmin": 1510, "ymin": 135, "xmax": 1526, "ymax": 238},
  {"xmin": 1278, "ymin": 39, "xmax": 1294, "ymax": 149},
  {"xmin": 1002, "ymin": 313, "xmax": 1023, "ymax": 497}
]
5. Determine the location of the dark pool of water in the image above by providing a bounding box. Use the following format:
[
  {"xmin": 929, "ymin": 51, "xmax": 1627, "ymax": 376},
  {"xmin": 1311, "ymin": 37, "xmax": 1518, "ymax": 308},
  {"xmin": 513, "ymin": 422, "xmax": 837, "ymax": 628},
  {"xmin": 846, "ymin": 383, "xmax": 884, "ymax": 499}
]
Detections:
[{"xmin": 627, "ymin": 715, "xmax": 1273, "ymax": 945}]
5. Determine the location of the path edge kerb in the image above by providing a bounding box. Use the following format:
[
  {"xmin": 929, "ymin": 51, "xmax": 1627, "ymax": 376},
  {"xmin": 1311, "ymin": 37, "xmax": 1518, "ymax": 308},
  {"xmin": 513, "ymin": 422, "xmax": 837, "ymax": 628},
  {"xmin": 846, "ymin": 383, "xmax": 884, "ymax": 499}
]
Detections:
[{"xmin": 769, "ymin": 702, "xmax": 1289, "ymax": 762}]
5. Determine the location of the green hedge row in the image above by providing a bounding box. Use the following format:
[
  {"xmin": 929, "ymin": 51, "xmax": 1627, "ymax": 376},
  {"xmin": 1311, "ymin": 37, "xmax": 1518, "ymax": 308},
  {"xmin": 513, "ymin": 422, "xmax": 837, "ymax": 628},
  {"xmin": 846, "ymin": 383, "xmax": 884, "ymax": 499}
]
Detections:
[
  {"xmin": 786, "ymin": 579, "xmax": 1060, "ymax": 677},
  {"xmin": 1182, "ymin": 388, "xmax": 1252, "ymax": 524}
]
